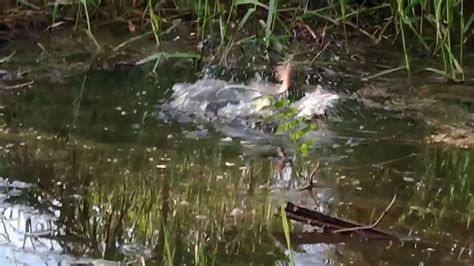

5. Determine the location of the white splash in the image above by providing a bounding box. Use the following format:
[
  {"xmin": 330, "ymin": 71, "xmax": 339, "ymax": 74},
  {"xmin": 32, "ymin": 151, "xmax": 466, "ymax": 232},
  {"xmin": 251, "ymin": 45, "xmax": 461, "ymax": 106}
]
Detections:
[
  {"xmin": 164, "ymin": 79, "xmax": 339, "ymax": 123},
  {"xmin": 292, "ymin": 85, "xmax": 340, "ymax": 119}
]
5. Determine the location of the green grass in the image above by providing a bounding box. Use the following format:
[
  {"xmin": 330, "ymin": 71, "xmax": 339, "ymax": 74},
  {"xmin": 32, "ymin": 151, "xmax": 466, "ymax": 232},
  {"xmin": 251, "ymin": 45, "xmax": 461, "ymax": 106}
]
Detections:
[
  {"xmin": 3, "ymin": 0, "xmax": 472, "ymax": 80},
  {"xmin": 280, "ymin": 204, "xmax": 295, "ymax": 266}
]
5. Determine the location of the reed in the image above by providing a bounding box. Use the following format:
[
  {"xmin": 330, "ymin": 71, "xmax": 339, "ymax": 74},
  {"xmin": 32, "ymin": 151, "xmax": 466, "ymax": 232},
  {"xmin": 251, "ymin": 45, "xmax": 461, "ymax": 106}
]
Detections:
[
  {"xmin": 280, "ymin": 205, "xmax": 295, "ymax": 266},
  {"xmin": 396, "ymin": 0, "xmax": 411, "ymax": 78},
  {"xmin": 3, "ymin": 0, "xmax": 471, "ymax": 80},
  {"xmin": 148, "ymin": 0, "xmax": 161, "ymax": 46},
  {"xmin": 392, "ymin": 0, "xmax": 467, "ymax": 81}
]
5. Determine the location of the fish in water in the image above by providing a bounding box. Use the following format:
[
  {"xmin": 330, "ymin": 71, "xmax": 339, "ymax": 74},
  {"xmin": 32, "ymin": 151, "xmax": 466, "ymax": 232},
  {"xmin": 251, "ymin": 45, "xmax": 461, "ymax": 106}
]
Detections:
[
  {"xmin": 161, "ymin": 64, "xmax": 340, "ymax": 126},
  {"xmin": 218, "ymin": 64, "xmax": 294, "ymax": 96}
]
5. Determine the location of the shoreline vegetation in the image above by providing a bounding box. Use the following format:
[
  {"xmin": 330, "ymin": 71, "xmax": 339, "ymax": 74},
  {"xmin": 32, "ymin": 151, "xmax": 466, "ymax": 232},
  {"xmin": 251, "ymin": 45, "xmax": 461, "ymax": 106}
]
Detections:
[
  {"xmin": 1, "ymin": 0, "xmax": 472, "ymax": 81},
  {"xmin": 0, "ymin": 2, "xmax": 474, "ymax": 266}
]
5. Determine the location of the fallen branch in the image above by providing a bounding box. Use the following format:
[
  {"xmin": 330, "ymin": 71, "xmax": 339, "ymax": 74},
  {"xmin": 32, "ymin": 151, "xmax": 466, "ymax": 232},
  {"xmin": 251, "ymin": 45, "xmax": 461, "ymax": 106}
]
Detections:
[
  {"xmin": 282, "ymin": 201, "xmax": 403, "ymax": 240},
  {"xmin": 5, "ymin": 80, "xmax": 34, "ymax": 89}
]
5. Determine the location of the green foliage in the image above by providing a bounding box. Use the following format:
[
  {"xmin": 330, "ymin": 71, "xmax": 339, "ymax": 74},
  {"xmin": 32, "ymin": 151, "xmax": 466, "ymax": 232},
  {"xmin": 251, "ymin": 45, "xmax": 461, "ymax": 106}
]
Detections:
[
  {"xmin": 394, "ymin": 0, "xmax": 468, "ymax": 81},
  {"xmin": 4, "ymin": 0, "xmax": 472, "ymax": 80},
  {"xmin": 267, "ymin": 98, "xmax": 319, "ymax": 157}
]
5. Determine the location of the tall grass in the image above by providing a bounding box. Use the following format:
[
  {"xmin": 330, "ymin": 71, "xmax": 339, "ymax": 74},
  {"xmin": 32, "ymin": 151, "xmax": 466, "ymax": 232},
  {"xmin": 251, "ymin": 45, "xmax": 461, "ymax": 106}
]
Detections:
[
  {"xmin": 280, "ymin": 205, "xmax": 295, "ymax": 266},
  {"xmin": 393, "ymin": 0, "xmax": 468, "ymax": 81},
  {"xmin": 396, "ymin": 0, "xmax": 411, "ymax": 78},
  {"xmin": 3, "ymin": 0, "xmax": 472, "ymax": 80},
  {"xmin": 148, "ymin": 0, "xmax": 161, "ymax": 46},
  {"xmin": 80, "ymin": 0, "xmax": 101, "ymax": 51}
]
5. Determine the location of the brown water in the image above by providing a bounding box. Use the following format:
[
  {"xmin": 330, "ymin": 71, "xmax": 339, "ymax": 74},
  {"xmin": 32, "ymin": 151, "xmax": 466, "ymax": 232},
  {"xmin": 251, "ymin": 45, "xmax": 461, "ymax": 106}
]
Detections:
[{"xmin": 0, "ymin": 38, "xmax": 473, "ymax": 265}]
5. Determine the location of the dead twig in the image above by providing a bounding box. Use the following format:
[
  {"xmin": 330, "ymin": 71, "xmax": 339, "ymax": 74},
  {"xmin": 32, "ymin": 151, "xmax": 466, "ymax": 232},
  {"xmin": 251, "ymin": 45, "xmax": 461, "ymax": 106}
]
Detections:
[
  {"xmin": 310, "ymin": 41, "xmax": 331, "ymax": 64},
  {"xmin": 372, "ymin": 153, "xmax": 417, "ymax": 168},
  {"xmin": 283, "ymin": 201, "xmax": 402, "ymax": 240},
  {"xmin": 0, "ymin": 51, "xmax": 16, "ymax": 64},
  {"xmin": 297, "ymin": 161, "xmax": 320, "ymax": 191},
  {"xmin": 332, "ymin": 194, "xmax": 397, "ymax": 234},
  {"xmin": 5, "ymin": 80, "xmax": 34, "ymax": 89},
  {"xmin": 297, "ymin": 161, "xmax": 323, "ymax": 206}
]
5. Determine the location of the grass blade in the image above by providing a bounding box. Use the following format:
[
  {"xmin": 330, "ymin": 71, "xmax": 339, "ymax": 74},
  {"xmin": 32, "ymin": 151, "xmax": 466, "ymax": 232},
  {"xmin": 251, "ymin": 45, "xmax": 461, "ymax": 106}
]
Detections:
[{"xmin": 280, "ymin": 205, "xmax": 295, "ymax": 266}]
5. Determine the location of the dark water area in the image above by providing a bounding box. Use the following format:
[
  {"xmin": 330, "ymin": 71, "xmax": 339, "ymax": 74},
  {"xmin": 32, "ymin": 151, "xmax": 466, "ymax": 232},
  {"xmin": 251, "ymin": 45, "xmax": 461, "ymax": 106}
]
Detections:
[{"xmin": 0, "ymin": 40, "xmax": 473, "ymax": 265}]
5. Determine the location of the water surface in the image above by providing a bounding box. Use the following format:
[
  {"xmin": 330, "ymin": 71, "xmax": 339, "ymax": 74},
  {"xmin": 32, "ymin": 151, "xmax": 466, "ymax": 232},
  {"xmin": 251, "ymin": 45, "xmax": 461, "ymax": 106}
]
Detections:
[{"xmin": 0, "ymin": 41, "xmax": 473, "ymax": 265}]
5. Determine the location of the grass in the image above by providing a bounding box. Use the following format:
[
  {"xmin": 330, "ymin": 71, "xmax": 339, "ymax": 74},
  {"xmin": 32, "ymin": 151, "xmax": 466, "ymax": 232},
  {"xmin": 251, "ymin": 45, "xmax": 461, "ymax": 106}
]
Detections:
[
  {"xmin": 1, "ymin": 1, "xmax": 472, "ymax": 77},
  {"xmin": 396, "ymin": 0, "xmax": 411, "ymax": 79},
  {"xmin": 280, "ymin": 204, "xmax": 296, "ymax": 266},
  {"xmin": 148, "ymin": 0, "xmax": 161, "ymax": 46}
]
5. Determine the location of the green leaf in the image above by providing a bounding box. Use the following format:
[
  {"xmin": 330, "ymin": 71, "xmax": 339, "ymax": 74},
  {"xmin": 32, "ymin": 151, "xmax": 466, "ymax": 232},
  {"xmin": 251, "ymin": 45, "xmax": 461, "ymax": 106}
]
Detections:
[
  {"xmin": 464, "ymin": 13, "xmax": 474, "ymax": 34},
  {"xmin": 234, "ymin": 0, "xmax": 268, "ymax": 9},
  {"xmin": 274, "ymin": 99, "xmax": 290, "ymax": 109},
  {"xmin": 265, "ymin": 0, "xmax": 277, "ymax": 48},
  {"xmin": 294, "ymin": 130, "xmax": 306, "ymax": 141},
  {"xmin": 300, "ymin": 143, "xmax": 310, "ymax": 156},
  {"xmin": 238, "ymin": 7, "xmax": 256, "ymax": 30}
]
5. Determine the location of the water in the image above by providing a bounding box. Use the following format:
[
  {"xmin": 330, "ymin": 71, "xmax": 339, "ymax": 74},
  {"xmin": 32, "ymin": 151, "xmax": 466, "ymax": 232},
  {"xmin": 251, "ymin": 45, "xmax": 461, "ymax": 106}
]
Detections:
[{"xmin": 0, "ymin": 40, "xmax": 473, "ymax": 265}]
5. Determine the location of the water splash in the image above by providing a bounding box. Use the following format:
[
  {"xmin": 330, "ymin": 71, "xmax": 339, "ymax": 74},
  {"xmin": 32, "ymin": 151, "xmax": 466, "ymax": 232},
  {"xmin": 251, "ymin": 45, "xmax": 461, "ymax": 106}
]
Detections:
[{"xmin": 161, "ymin": 79, "xmax": 340, "ymax": 125}]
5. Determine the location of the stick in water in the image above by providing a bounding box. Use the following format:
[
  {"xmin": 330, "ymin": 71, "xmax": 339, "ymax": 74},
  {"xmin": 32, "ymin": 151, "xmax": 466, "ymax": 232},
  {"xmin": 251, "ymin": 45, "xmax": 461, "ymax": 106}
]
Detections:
[{"xmin": 332, "ymin": 194, "xmax": 397, "ymax": 234}]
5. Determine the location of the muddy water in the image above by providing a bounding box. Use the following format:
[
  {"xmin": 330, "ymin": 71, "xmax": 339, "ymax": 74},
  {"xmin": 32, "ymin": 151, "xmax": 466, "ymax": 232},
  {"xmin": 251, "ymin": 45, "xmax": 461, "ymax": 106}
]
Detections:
[{"xmin": 0, "ymin": 43, "xmax": 473, "ymax": 265}]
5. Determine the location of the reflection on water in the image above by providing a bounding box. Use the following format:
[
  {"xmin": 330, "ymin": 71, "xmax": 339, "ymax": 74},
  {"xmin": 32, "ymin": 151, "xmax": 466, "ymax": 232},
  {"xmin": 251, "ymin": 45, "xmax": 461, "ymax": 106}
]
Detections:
[
  {"xmin": 0, "ymin": 59, "xmax": 472, "ymax": 265},
  {"xmin": 0, "ymin": 178, "xmax": 67, "ymax": 265}
]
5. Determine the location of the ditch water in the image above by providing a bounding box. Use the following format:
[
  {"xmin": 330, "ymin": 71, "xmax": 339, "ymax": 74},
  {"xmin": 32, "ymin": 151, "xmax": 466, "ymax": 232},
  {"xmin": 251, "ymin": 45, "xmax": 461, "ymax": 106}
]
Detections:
[{"xmin": 0, "ymin": 38, "xmax": 473, "ymax": 265}]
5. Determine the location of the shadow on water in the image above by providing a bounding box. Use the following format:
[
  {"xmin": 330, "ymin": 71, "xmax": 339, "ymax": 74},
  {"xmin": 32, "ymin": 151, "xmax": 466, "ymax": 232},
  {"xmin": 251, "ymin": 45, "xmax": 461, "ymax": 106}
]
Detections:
[{"xmin": 0, "ymin": 56, "xmax": 473, "ymax": 265}]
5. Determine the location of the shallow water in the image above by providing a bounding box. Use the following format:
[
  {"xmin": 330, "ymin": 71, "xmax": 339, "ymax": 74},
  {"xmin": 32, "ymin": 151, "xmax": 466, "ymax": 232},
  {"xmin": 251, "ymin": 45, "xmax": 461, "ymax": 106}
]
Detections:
[{"xmin": 0, "ymin": 40, "xmax": 473, "ymax": 265}]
